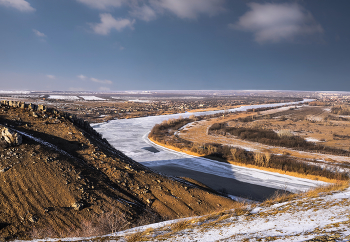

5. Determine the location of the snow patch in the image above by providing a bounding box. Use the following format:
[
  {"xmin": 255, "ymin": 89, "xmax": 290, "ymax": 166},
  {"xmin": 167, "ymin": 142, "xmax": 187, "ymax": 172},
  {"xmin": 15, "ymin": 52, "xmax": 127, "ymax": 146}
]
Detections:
[
  {"xmin": 127, "ymin": 99, "xmax": 150, "ymax": 103},
  {"xmin": 48, "ymin": 95, "xmax": 80, "ymax": 100},
  {"xmin": 79, "ymin": 96, "xmax": 105, "ymax": 101},
  {"xmin": 305, "ymin": 137, "xmax": 320, "ymax": 143}
]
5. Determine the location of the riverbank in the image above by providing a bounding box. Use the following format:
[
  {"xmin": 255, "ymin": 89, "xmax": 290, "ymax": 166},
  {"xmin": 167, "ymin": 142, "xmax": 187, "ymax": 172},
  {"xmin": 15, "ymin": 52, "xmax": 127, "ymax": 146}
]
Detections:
[{"xmin": 149, "ymin": 137, "xmax": 342, "ymax": 183}]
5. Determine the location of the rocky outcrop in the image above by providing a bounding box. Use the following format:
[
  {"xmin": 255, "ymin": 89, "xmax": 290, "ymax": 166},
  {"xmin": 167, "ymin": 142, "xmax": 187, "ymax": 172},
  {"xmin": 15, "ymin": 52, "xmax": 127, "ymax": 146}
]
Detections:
[
  {"xmin": 0, "ymin": 127, "xmax": 22, "ymax": 148},
  {"xmin": 71, "ymin": 201, "xmax": 84, "ymax": 211},
  {"xmin": 0, "ymin": 100, "xmax": 103, "ymax": 140}
]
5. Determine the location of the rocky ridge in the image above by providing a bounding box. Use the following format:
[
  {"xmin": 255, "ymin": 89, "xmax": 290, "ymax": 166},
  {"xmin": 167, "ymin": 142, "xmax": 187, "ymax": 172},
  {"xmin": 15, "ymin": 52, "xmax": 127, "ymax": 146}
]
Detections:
[{"xmin": 0, "ymin": 100, "xmax": 235, "ymax": 240}]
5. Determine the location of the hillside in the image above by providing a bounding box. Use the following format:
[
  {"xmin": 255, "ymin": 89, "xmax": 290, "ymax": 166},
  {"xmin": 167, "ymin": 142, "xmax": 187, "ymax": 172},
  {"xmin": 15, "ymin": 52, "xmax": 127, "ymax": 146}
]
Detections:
[
  {"xmin": 0, "ymin": 100, "xmax": 236, "ymax": 240},
  {"xmin": 104, "ymin": 182, "xmax": 350, "ymax": 241}
]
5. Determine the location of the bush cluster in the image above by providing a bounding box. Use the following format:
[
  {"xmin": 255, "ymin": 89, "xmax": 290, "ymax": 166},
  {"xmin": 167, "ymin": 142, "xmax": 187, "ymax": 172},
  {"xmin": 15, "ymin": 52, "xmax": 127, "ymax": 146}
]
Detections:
[
  {"xmin": 209, "ymin": 124, "xmax": 350, "ymax": 156},
  {"xmin": 331, "ymin": 105, "xmax": 350, "ymax": 115}
]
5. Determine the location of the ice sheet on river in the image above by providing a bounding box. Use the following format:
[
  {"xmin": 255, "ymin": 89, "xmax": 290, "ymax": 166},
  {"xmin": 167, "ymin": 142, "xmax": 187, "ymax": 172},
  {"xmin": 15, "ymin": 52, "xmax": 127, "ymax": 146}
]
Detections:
[{"xmin": 92, "ymin": 100, "xmax": 324, "ymax": 194}]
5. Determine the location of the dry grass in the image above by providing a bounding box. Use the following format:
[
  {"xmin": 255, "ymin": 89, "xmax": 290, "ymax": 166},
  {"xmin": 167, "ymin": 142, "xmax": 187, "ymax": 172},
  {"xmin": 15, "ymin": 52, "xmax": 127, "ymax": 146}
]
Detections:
[
  {"xmin": 151, "ymin": 219, "xmax": 195, "ymax": 240},
  {"xmin": 225, "ymin": 160, "xmax": 344, "ymax": 183},
  {"xmin": 197, "ymin": 206, "xmax": 249, "ymax": 232},
  {"xmin": 120, "ymin": 181, "xmax": 349, "ymax": 242},
  {"xmin": 122, "ymin": 225, "xmax": 161, "ymax": 242},
  {"xmin": 149, "ymin": 138, "xmax": 201, "ymax": 156},
  {"xmin": 169, "ymin": 219, "xmax": 193, "ymax": 233},
  {"xmin": 125, "ymin": 231, "xmax": 148, "ymax": 242},
  {"xmin": 302, "ymin": 181, "xmax": 349, "ymax": 198},
  {"xmin": 263, "ymin": 181, "xmax": 349, "ymax": 206},
  {"xmin": 150, "ymin": 204, "xmax": 250, "ymax": 240},
  {"xmin": 262, "ymin": 191, "xmax": 297, "ymax": 207}
]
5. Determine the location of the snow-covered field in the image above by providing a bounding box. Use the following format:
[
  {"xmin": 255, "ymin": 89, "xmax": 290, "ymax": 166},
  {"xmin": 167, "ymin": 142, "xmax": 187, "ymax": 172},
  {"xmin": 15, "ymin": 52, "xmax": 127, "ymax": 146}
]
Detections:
[
  {"xmin": 92, "ymin": 99, "xmax": 324, "ymax": 196},
  {"xmin": 127, "ymin": 99, "xmax": 150, "ymax": 103},
  {"xmin": 48, "ymin": 95, "xmax": 80, "ymax": 100},
  {"xmin": 0, "ymin": 90, "xmax": 31, "ymax": 94},
  {"xmin": 79, "ymin": 96, "xmax": 105, "ymax": 101},
  {"xmin": 305, "ymin": 137, "xmax": 321, "ymax": 143}
]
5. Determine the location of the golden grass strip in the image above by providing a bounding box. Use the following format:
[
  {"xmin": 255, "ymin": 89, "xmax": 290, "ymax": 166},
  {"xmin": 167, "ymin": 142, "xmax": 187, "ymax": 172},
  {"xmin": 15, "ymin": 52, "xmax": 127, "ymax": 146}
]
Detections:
[{"xmin": 149, "ymin": 138, "xmax": 344, "ymax": 183}]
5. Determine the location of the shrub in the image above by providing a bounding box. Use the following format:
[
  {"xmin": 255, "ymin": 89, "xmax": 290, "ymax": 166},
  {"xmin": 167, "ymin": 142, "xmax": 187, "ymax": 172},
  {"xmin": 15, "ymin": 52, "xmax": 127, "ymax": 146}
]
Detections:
[{"xmin": 277, "ymin": 129, "xmax": 294, "ymax": 138}]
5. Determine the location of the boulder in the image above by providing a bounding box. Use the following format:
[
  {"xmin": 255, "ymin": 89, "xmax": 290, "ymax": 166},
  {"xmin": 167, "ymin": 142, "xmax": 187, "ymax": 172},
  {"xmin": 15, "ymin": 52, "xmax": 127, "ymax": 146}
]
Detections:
[
  {"xmin": 0, "ymin": 127, "xmax": 22, "ymax": 148},
  {"xmin": 37, "ymin": 104, "xmax": 46, "ymax": 112},
  {"xmin": 28, "ymin": 103, "xmax": 37, "ymax": 111},
  {"xmin": 71, "ymin": 201, "xmax": 84, "ymax": 211}
]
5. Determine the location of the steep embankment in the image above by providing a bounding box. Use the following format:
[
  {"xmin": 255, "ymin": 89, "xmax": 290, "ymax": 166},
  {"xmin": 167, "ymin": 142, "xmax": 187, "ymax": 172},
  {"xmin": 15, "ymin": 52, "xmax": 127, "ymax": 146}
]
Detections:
[{"xmin": 0, "ymin": 101, "xmax": 235, "ymax": 240}]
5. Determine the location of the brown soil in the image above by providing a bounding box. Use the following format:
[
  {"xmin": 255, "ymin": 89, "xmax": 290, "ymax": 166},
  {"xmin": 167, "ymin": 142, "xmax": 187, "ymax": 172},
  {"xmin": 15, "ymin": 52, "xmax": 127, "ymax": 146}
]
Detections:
[{"xmin": 0, "ymin": 103, "xmax": 235, "ymax": 240}]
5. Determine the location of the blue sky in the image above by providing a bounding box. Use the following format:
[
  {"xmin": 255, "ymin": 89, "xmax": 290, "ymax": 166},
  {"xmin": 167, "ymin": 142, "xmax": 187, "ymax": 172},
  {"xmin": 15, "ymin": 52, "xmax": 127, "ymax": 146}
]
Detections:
[{"xmin": 0, "ymin": 0, "xmax": 350, "ymax": 92}]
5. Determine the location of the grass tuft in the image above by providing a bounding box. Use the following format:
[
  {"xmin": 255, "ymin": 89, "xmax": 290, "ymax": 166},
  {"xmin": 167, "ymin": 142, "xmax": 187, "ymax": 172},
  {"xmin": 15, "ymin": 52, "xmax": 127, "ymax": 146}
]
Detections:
[{"xmin": 125, "ymin": 231, "xmax": 148, "ymax": 242}]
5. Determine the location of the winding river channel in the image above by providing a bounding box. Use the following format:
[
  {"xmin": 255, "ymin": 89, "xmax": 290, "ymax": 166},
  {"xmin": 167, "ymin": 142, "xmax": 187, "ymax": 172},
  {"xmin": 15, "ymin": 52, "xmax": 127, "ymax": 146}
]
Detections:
[{"xmin": 92, "ymin": 100, "xmax": 325, "ymax": 201}]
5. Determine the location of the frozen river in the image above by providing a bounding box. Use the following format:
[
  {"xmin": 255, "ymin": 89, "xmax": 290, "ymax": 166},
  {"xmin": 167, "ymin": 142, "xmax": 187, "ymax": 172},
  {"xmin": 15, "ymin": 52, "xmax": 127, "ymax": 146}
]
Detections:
[{"xmin": 92, "ymin": 100, "xmax": 325, "ymax": 200}]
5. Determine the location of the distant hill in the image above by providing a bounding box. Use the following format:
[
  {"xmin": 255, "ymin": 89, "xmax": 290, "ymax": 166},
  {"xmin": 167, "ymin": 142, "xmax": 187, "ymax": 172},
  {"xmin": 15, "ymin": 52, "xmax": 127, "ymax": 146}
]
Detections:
[{"xmin": 0, "ymin": 100, "xmax": 235, "ymax": 240}]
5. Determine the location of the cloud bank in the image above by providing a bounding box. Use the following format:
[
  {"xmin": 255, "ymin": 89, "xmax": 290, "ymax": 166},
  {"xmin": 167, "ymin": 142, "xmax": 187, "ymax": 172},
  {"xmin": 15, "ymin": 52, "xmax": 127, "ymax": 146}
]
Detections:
[
  {"xmin": 232, "ymin": 3, "xmax": 323, "ymax": 43},
  {"xmin": 0, "ymin": 0, "xmax": 35, "ymax": 12},
  {"xmin": 90, "ymin": 13, "xmax": 135, "ymax": 35},
  {"xmin": 79, "ymin": 0, "xmax": 226, "ymax": 29},
  {"xmin": 149, "ymin": 0, "xmax": 226, "ymax": 19}
]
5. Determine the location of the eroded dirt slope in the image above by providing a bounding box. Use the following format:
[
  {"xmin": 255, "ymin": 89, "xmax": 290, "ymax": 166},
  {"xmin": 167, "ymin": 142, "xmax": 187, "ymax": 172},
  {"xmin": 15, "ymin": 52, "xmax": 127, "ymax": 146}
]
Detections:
[{"xmin": 0, "ymin": 101, "xmax": 235, "ymax": 240}]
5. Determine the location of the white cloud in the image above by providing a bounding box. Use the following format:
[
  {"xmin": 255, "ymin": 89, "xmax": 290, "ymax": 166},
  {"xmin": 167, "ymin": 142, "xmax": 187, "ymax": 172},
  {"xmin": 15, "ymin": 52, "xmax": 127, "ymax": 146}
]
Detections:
[
  {"xmin": 91, "ymin": 13, "xmax": 135, "ymax": 35},
  {"xmin": 76, "ymin": 0, "xmax": 125, "ymax": 10},
  {"xmin": 33, "ymin": 29, "xmax": 46, "ymax": 38},
  {"xmin": 149, "ymin": 0, "xmax": 225, "ymax": 19},
  {"xmin": 47, "ymin": 75, "xmax": 55, "ymax": 79},
  {"xmin": 0, "ymin": 0, "xmax": 35, "ymax": 12},
  {"xmin": 129, "ymin": 4, "xmax": 157, "ymax": 22},
  {"xmin": 80, "ymin": 0, "xmax": 226, "ymax": 30},
  {"xmin": 77, "ymin": 74, "xmax": 87, "ymax": 80},
  {"xmin": 91, "ymin": 77, "xmax": 112, "ymax": 85},
  {"xmin": 232, "ymin": 3, "xmax": 323, "ymax": 43}
]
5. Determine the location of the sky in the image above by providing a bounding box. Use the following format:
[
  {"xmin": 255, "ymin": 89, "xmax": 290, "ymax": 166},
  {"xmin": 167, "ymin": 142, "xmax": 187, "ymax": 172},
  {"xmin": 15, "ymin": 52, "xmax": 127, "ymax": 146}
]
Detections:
[{"xmin": 0, "ymin": 0, "xmax": 350, "ymax": 92}]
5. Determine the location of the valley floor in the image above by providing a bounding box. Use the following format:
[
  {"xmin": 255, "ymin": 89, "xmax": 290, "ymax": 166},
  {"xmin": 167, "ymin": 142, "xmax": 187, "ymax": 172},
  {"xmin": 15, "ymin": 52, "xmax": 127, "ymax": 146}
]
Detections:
[{"xmin": 93, "ymin": 101, "xmax": 325, "ymax": 199}]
